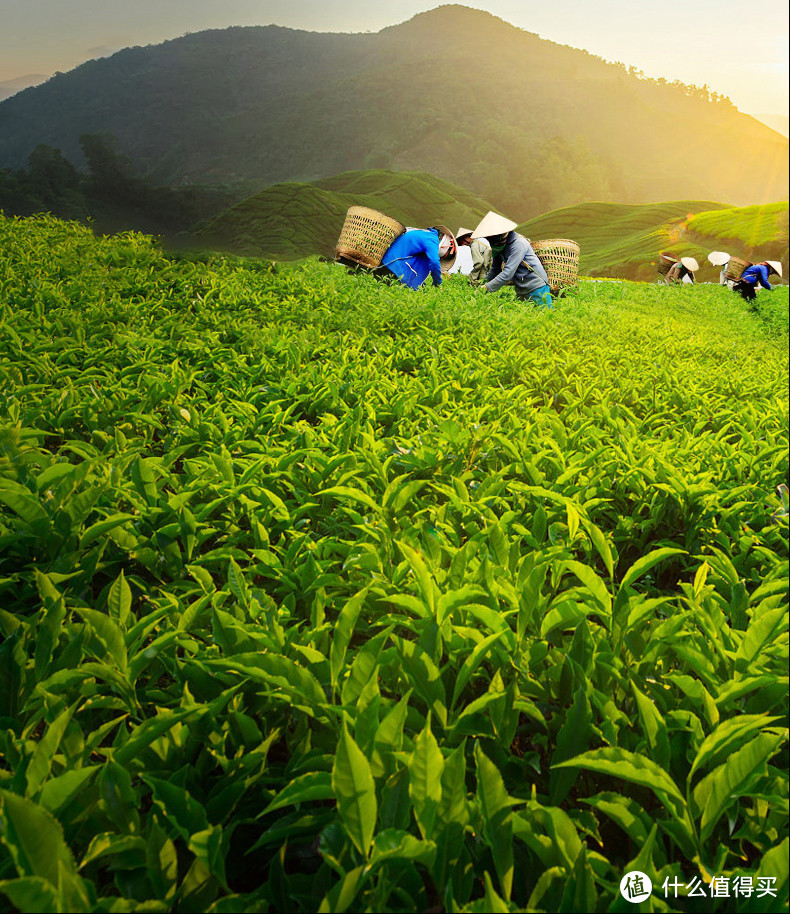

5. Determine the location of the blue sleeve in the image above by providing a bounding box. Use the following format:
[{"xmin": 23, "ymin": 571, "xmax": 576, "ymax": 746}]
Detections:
[{"xmin": 758, "ymin": 266, "xmax": 773, "ymax": 290}]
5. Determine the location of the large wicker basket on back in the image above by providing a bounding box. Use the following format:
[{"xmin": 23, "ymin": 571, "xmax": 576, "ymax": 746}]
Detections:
[
  {"xmin": 725, "ymin": 256, "xmax": 751, "ymax": 282},
  {"xmin": 532, "ymin": 239, "xmax": 580, "ymax": 293},
  {"xmin": 657, "ymin": 251, "xmax": 677, "ymax": 276},
  {"xmin": 335, "ymin": 206, "xmax": 405, "ymax": 268}
]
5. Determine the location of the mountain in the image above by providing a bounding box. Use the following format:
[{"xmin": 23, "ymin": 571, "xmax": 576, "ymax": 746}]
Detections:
[
  {"xmin": 517, "ymin": 200, "xmax": 788, "ymax": 282},
  {"xmin": 751, "ymin": 115, "xmax": 789, "ymax": 138},
  {"xmin": 0, "ymin": 6, "xmax": 786, "ymax": 218},
  {"xmin": 189, "ymin": 169, "xmax": 495, "ymax": 258},
  {"xmin": 0, "ymin": 74, "xmax": 48, "ymax": 102}
]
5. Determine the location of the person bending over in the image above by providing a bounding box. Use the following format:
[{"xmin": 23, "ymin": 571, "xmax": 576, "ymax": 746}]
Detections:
[
  {"xmin": 380, "ymin": 227, "xmax": 454, "ymax": 289},
  {"xmin": 666, "ymin": 256, "xmax": 698, "ymax": 284},
  {"xmin": 733, "ymin": 260, "xmax": 783, "ymax": 303},
  {"xmin": 471, "ymin": 212, "xmax": 552, "ymax": 307}
]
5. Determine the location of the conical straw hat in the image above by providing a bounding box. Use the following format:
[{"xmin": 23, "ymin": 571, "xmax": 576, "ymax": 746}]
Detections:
[
  {"xmin": 707, "ymin": 251, "xmax": 730, "ymax": 266},
  {"xmin": 680, "ymin": 257, "xmax": 699, "ymax": 272},
  {"xmin": 471, "ymin": 211, "xmax": 518, "ymax": 240},
  {"xmin": 456, "ymin": 227, "xmax": 473, "ymax": 240},
  {"xmin": 766, "ymin": 260, "xmax": 783, "ymax": 277},
  {"xmin": 433, "ymin": 224, "xmax": 457, "ymax": 271}
]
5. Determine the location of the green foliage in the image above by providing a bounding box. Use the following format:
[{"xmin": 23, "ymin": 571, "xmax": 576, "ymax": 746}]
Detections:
[{"xmin": 0, "ymin": 213, "xmax": 788, "ymax": 912}]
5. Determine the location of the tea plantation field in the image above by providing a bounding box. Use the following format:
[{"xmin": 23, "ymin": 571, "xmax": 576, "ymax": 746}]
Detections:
[{"xmin": 0, "ymin": 214, "xmax": 788, "ymax": 913}]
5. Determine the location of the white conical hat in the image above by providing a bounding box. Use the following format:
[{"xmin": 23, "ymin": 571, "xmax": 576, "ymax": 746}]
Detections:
[
  {"xmin": 766, "ymin": 260, "xmax": 783, "ymax": 277},
  {"xmin": 471, "ymin": 211, "xmax": 518, "ymax": 239},
  {"xmin": 708, "ymin": 251, "xmax": 730, "ymax": 266},
  {"xmin": 680, "ymin": 257, "xmax": 699, "ymax": 272},
  {"xmin": 456, "ymin": 227, "xmax": 473, "ymax": 240}
]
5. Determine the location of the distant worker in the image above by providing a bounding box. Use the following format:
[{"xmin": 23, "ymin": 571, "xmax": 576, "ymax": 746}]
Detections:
[
  {"xmin": 380, "ymin": 227, "xmax": 455, "ymax": 289},
  {"xmin": 471, "ymin": 212, "xmax": 552, "ymax": 307},
  {"xmin": 708, "ymin": 251, "xmax": 730, "ymax": 285},
  {"xmin": 732, "ymin": 260, "xmax": 783, "ymax": 303},
  {"xmin": 666, "ymin": 256, "xmax": 698, "ymax": 284},
  {"xmin": 456, "ymin": 227, "xmax": 492, "ymax": 285}
]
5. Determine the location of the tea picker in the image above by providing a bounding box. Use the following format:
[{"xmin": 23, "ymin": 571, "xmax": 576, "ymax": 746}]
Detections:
[
  {"xmin": 708, "ymin": 250, "xmax": 731, "ymax": 286},
  {"xmin": 333, "ymin": 206, "xmax": 457, "ymax": 289},
  {"xmin": 456, "ymin": 226, "xmax": 492, "ymax": 285},
  {"xmin": 732, "ymin": 260, "xmax": 783, "ymax": 303},
  {"xmin": 471, "ymin": 211, "xmax": 553, "ymax": 306},
  {"xmin": 379, "ymin": 226, "xmax": 457, "ymax": 289},
  {"xmin": 665, "ymin": 256, "xmax": 699, "ymax": 284}
]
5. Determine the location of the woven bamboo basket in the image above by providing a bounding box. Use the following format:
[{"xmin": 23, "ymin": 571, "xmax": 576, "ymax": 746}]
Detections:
[
  {"xmin": 532, "ymin": 239, "xmax": 580, "ymax": 293},
  {"xmin": 335, "ymin": 206, "xmax": 405, "ymax": 268},
  {"xmin": 657, "ymin": 251, "xmax": 677, "ymax": 276},
  {"xmin": 725, "ymin": 256, "xmax": 751, "ymax": 282}
]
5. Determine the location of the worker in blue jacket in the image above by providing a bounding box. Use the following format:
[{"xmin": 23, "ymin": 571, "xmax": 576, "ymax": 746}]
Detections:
[
  {"xmin": 733, "ymin": 260, "xmax": 783, "ymax": 302},
  {"xmin": 470, "ymin": 211, "xmax": 552, "ymax": 307},
  {"xmin": 381, "ymin": 228, "xmax": 454, "ymax": 289}
]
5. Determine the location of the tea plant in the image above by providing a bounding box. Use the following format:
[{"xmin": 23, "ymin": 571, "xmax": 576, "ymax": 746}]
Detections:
[{"xmin": 0, "ymin": 215, "xmax": 787, "ymax": 913}]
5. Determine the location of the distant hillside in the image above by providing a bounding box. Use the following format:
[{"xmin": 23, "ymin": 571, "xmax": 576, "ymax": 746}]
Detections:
[
  {"xmin": 0, "ymin": 5, "xmax": 786, "ymax": 218},
  {"xmin": 190, "ymin": 170, "xmax": 495, "ymax": 258},
  {"xmin": 686, "ymin": 203, "xmax": 789, "ymax": 266},
  {"xmin": 518, "ymin": 200, "xmax": 788, "ymax": 282}
]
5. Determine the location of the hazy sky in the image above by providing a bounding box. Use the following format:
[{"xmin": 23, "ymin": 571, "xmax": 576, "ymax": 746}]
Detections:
[{"xmin": 1, "ymin": 0, "xmax": 788, "ymax": 116}]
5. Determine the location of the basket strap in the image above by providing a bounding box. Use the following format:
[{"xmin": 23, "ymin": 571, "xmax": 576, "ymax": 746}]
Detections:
[{"xmin": 381, "ymin": 255, "xmax": 418, "ymax": 277}]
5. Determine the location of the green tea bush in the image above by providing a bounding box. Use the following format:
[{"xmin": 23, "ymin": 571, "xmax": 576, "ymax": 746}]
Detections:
[{"xmin": 0, "ymin": 215, "xmax": 787, "ymax": 913}]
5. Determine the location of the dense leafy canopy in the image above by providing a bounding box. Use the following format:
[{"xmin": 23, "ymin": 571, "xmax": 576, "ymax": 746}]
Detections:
[{"xmin": 0, "ymin": 215, "xmax": 787, "ymax": 912}]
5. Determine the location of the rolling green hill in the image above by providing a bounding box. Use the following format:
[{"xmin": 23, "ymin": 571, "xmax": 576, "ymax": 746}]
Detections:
[
  {"xmin": 189, "ymin": 170, "xmax": 495, "ymax": 259},
  {"xmin": 686, "ymin": 202, "xmax": 789, "ymax": 266},
  {"xmin": 187, "ymin": 161, "xmax": 790, "ymax": 283},
  {"xmin": 0, "ymin": 6, "xmax": 786, "ymax": 218},
  {"xmin": 191, "ymin": 169, "xmax": 788, "ymax": 283},
  {"xmin": 518, "ymin": 200, "xmax": 789, "ymax": 282}
]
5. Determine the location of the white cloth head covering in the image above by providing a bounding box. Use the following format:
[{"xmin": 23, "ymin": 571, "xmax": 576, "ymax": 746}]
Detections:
[
  {"xmin": 680, "ymin": 257, "xmax": 699, "ymax": 272},
  {"xmin": 766, "ymin": 260, "xmax": 783, "ymax": 277},
  {"xmin": 708, "ymin": 251, "xmax": 730, "ymax": 266},
  {"xmin": 471, "ymin": 211, "xmax": 518, "ymax": 240}
]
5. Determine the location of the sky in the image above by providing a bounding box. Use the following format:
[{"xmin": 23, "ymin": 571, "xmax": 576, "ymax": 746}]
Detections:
[{"xmin": 1, "ymin": 0, "xmax": 788, "ymax": 117}]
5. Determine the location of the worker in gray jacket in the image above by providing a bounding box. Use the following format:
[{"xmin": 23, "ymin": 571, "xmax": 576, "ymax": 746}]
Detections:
[
  {"xmin": 456, "ymin": 227, "xmax": 492, "ymax": 285},
  {"xmin": 471, "ymin": 212, "xmax": 552, "ymax": 307}
]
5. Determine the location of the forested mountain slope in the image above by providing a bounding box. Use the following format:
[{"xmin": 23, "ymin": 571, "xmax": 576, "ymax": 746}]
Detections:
[{"xmin": 0, "ymin": 5, "xmax": 786, "ymax": 218}]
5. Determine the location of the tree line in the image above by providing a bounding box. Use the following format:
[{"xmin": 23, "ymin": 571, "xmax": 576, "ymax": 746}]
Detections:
[{"xmin": 0, "ymin": 133, "xmax": 243, "ymax": 238}]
